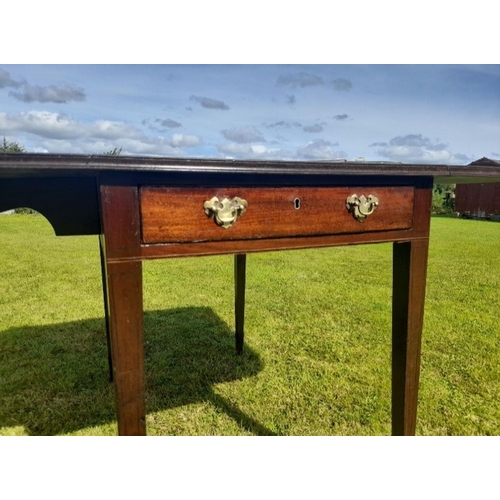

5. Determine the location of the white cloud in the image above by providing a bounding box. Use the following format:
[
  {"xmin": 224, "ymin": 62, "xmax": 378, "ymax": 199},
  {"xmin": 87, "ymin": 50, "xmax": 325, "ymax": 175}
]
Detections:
[
  {"xmin": 0, "ymin": 110, "xmax": 202, "ymax": 156},
  {"xmin": 0, "ymin": 111, "xmax": 85, "ymax": 139},
  {"xmin": 89, "ymin": 120, "xmax": 144, "ymax": 140},
  {"xmin": 156, "ymin": 118, "xmax": 182, "ymax": 128},
  {"xmin": 35, "ymin": 137, "xmax": 185, "ymax": 156},
  {"xmin": 263, "ymin": 121, "xmax": 302, "ymax": 129},
  {"xmin": 276, "ymin": 73, "xmax": 353, "ymax": 92},
  {"xmin": 0, "ymin": 68, "xmax": 22, "ymax": 88},
  {"xmin": 119, "ymin": 137, "xmax": 183, "ymax": 155},
  {"xmin": 218, "ymin": 139, "xmax": 349, "ymax": 161},
  {"xmin": 9, "ymin": 83, "xmax": 86, "ymax": 103},
  {"xmin": 296, "ymin": 139, "xmax": 345, "ymax": 160},
  {"xmin": 251, "ymin": 144, "xmax": 268, "ymax": 155},
  {"xmin": 217, "ymin": 142, "xmax": 287, "ymax": 159},
  {"xmin": 369, "ymin": 134, "xmax": 472, "ymax": 164},
  {"xmin": 170, "ymin": 134, "xmax": 201, "ymax": 147},
  {"xmin": 303, "ymin": 124, "xmax": 323, "ymax": 133},
  {"xmin": 221, "ymin": 126, "xmax": 265, "ymax": 143},
  {"xmin": 189, "ymin": 95, "xmax": 230, "ymax": 110},
  {"xmin": 331, "ymin": 78, "xmax": 352, "ymax": 91},
  {"xmin": 33, "ymin": 139, "xmax": 78, "ymax": 154},
  {"xmin": 277, "ymin": 72, "xmax": 324, "ymax": 88}
]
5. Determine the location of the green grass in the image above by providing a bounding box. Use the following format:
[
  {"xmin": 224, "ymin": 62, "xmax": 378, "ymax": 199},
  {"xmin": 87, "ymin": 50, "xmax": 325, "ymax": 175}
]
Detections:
[{"xmin": 0, "ymin": 214, "xmax": 499, "ymax": 435}]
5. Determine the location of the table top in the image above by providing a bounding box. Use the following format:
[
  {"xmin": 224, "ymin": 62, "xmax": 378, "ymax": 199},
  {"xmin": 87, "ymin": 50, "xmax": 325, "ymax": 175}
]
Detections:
[{"xmin": 1, "ymin": 153, "xmax": 500, "ymax": 184}]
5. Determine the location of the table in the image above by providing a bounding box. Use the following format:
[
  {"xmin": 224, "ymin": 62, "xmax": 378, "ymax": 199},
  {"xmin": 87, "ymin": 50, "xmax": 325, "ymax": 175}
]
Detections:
[{"xmin": 2, "ymin": 154, "xmax": 499, "ymax": 436}]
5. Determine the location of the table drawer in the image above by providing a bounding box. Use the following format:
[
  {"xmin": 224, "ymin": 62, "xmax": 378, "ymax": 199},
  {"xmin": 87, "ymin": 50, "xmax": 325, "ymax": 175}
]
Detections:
[{"xmin": 140, "ymin": 186, "xmax": 414, "ymax": 244}]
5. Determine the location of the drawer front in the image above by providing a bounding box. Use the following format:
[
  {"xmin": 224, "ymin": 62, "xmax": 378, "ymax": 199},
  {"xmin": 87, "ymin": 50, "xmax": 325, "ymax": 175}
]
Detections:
[{"xmin": 140, "ymin": 186, "xmax": 414, "ymax": 244}]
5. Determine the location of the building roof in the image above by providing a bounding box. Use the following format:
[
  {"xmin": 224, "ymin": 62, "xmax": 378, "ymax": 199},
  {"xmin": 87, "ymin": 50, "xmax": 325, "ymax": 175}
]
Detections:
[{"xmin": 469, "ymin": 157, "xmax": 500, "ymax": 167}]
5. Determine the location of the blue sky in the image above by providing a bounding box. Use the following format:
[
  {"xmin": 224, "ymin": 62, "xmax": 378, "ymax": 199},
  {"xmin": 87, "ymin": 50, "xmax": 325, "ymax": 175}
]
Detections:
[{"xmin": 0, "ymin": 64, "xmax": 498, "ymax": 164}]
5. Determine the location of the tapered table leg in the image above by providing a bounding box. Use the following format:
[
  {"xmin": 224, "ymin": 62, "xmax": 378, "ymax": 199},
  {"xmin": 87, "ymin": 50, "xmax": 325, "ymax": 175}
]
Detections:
[
  {"xmin": 99, "ymin": 235, "xmax": 113, "ymax": 382},
  {"xmin": 392, "ymin": 239, "xmax": 429, "ymax": 436},
  {"xmin": 106, "ymin": 259, "xmax": 146, "ymax": 436},
  {"xmin": 100, "ymin": 185, "xmax": 146, "ymax": 436},
  {"xmin": 234, "ymin": 254, "xmax": 247, "ymax": 355}
]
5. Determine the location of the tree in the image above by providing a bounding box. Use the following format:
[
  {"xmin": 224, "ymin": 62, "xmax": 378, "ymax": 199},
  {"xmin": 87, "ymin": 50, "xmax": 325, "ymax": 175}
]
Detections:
[
  {"xmin": 0, "ymin": 138, "xmax": 35, "ymax": 213},
  {"xmin": 432, "ymin": 183, "xmax": 456, "ymax": 215},
  {"xmin": 0, "ymin": 137, "xmax": 26, "ymax": 153},
  {"xmin": 104, "ymin": 147, "xmax": 122, "ymax": 156}
]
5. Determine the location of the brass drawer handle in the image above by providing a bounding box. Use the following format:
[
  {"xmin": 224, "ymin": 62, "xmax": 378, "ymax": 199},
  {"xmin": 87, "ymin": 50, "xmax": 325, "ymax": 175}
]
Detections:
[
  {"xmin": 346, "ymin": 194, "xmax": 379, "ymax": 221},
  {"xmin": 204, "ymin": 196, "xmax": 248, "ymax": 229}
]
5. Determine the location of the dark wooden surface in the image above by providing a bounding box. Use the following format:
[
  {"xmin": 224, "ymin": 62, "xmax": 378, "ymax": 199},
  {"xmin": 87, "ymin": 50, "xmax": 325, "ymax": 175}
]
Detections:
[
  {"xmin": 1, "ymin": 153, "xmax": 498, "ymax": 237},
  {"xmin": 0, "ymin": 177, "xmax": 100, "ymax": 235},
  {"xmin": 105, "ymin": 178, "xmax": 433, "ymax": 435},
  {"xmin": 392, "ymin": 240, "xmax": 430, "ymax": 435},
  {"xmin": 390, "ymin": 185, "xmax": 432, "ymax": 435},
  {"xmin": 100, "ymin": 185, "xmax": 146, "ymax": 436},
  {"xmin": 99, "ymin": 234, "xmax": 113, "ymax": 382},
  {"xmin": 234, "ymin": 254, "xmax": 247, "ymax": 355},
  {"xmin": 455, "ymin": 182, "xmax": 500, "ymax": 217},
  {"xmin": 1, "ymin": 153, "xmax": 500, "ymax": 184},
  {"xmin": 140, "ymin": 186, "xmax": 415, "ymax": 244},
  {"xmin": 2, "ymin": 154, "xmax": 500, "ymax": 436}
]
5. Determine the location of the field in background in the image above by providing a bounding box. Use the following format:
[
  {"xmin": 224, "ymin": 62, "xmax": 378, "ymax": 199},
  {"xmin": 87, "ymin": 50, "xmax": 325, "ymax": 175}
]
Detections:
[{"xmin": 0, "ymin": 215, "xmax": 499, "ymax": 435}]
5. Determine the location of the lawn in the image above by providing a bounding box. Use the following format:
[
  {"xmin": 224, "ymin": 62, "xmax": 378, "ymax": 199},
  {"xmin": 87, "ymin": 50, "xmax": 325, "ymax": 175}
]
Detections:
[{"xmin": 0, "ymin": 214, "xmax": 499, "ymax": 435}]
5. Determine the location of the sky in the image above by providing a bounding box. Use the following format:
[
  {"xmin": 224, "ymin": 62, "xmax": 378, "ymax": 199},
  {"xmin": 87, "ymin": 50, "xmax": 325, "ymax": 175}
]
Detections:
[{"xmin": 1, "ymin": 64, "xmax": 499, "ymax": 164}]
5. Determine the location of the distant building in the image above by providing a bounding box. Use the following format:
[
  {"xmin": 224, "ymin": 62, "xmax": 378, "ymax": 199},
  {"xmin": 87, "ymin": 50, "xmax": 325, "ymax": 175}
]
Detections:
[{"xmin": 455, "ymin": 157, "xmax": 500, "ymax": 219}]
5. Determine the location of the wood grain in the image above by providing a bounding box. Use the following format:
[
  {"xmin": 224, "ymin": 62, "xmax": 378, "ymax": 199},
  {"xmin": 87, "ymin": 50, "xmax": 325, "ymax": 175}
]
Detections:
[
  {"xmin": 100, "ymin": 185, "xmax": 142, "ymax": 260},
  {"xmin": 234, "ymin": 254, "xmax": 246, "ymax": 355},
  {"xmin": 106, "ymin": 260, "xmax": 145, "ymax": 436},
  {"xmin": 100, "ymin": 185, "xmax": 146, "ymax": 436},
  {"xmin": 140, "ymin": 186, "xmax": 415, "ymax": 244},
  {"xmin": 392, "ymin": 239, "xmax": 429, "ymax": 435},
  {"xmin": 139, "ymin": 229, "xmax": 422, "ymax": 259}
]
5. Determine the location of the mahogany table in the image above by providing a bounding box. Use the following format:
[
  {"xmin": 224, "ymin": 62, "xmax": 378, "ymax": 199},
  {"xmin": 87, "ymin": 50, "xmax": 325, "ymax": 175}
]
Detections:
[{"xmin": 1, "ymin": 154, "xmax": 499, "ymax": 436}]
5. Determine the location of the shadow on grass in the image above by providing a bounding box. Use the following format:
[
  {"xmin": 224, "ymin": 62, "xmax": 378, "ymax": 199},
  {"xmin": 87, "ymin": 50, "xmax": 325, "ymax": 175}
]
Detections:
[{"xmin": 0, "ymin": 307, "xmax": 272, "ymax": 436}]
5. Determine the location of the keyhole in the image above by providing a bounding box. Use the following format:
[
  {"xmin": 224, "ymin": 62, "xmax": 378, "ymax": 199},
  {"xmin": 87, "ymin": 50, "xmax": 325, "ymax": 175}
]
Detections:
[{"xmin": 294, "ymin": 198, "xmax": 301, "ymax": 210}]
